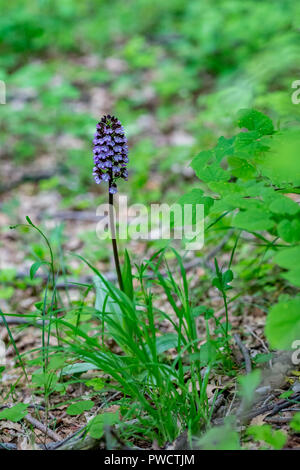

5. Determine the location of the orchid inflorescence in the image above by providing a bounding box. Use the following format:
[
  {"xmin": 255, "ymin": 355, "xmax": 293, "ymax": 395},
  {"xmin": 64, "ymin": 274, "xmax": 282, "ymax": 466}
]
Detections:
[{"xmin": 92, "ymin": 115, "xmax": 129, "ymax": 194}]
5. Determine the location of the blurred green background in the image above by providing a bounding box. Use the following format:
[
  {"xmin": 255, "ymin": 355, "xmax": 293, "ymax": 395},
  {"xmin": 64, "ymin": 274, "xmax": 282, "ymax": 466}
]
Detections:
[
  {"xmin": 0, "ymin": 0, "xmax": 299, "ymax": 204},
  {"xmin": 0, "ymin": 0, "xmax": 300, "ymax": 311}
]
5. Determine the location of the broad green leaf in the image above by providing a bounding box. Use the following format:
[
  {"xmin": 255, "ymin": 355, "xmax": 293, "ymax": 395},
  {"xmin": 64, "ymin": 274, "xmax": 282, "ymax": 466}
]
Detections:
[
  {"xmin": 223, "ymin": 269, "xmax": 234, "ymax": 285},
  {"xmin": 227, "ymin": 156, "xmax": 256, "ymax": 179},
  {"xmin": 243, "ymin": 181, "xmax": 275, "ymax": 198},
  {"xmin": 212, "ymin": 277, "xmax": 222, "ymax": 291},
  {"xmin": 190, "ymin": 150, "xmax": 230, "ymax": 183},
  {"xmin": 213, "ymin": 269, "xmax": 233, "ymax": 292},
  {"xmin": 198, "ymin": 340, "xmax": 218, "ymax": 365},
  {"xmin": 234, "ymin": 209, "xmax": 274, "ymax": 232},
  {"xmin": 62, "ymin": 362, "xmax": 100, "ymax": 376},
  {"xmin": 0, "ymin": 268, "xmax": 17, "ymax": 282},
  {"xmin": 85, "ymin": 378, "xmax": 104, "ymax": 391},
  {"xmin": 207, "ymin": 194, "xmax": 261, "ymax": 217},
  {"xmin": 0, "ymin": 404, "xmax": 29, "ymax": 422},
  {"xmin": 208, "ymin": 181, "xmax": 244, "ymax": 196},
  {"xmin": 198, "ymin": 420, "xmax": 240, "ymax": 450},
  {"xmin": 93, "ymin": 276, "xmax": 133, "ymax": 350},
  {"xmin": 290, "ymin": 412, "xmax": 300, "ymax": 432},
  {"xmin": 237, "ymin": 109, "xmax": 274, "ymax": 136},
  {"xmin": 265, "ymin": 298, "xmax": 300, "ymax": 349},
  {"xmin": 94, "ymin": 276, "xmax": 121, "ymax": 315},
  {"xmin": 269, "ymin": 196, "xmax": 300, "ymax": 216},
  {"xmin": 0, "ymin": 287, "xmax": 14, "ymax": 299},
  {"xmin": 88, "ymin": 412, "xmax": 119, "ymax": 439},
  {"xmin": 254, "ymin": 353, "xmax": 273, "ymax": 364},
  {"xmin": 66, "ymin": 400, "xmax": 94, "ymax": 416},
  {"xmin": 47, "ymin": 354, "xmax": 66, "ymax": 371},
  {"xmin": 192, "ymin": 306, "xmax": 214, "ymax": 319},
  {"xmin": 214, "ymin": 136, "xmax": 235, "ymax": 161},
  {"xmin": 190, "ymin": 150, "xmax": 213, "ymax": 176},
  {"xmin": 247, "ymin": 424, "xmax": 286, "ymax": 450},
  {"xmin": 259, "ymin": 131, "xmax": 300, "ymax": 186},
  {"xmin": 200, "ymin": 164, "xmax": 230, "ymax": 183},
  {"xmin": 155, "ymin": 333, "xmax": 178, "ymax": 354},
  {"xmin": 222, "ymin": 194, "xmax": 262, "ymax": 211},
  {"xmin": 94, "ymin": 275, "xmax": 123, "ymax": 338},
  {"xmin": 177, "ymin": 189, "xmax": 214, "ymax": 218},
  {"xmin": 234, "ymin": 131, "xmax": 266, "ymax": 155},
  {"xmin": 281, "ymin": 268, "xmax": 300, "ymax": 288},
  {"xmin": 277, "ymin": 219, "xmax": 300, "ymax": 243},
  {"xmin": 273, "ymin": 246, "xmax": 300, "ymax": 269}
]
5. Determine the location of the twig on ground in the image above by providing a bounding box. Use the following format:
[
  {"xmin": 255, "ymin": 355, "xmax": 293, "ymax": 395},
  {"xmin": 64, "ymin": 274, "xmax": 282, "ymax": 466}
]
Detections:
[
  {"xmin": 0, "ymin": 443, "xmax": 17, "ymax": 450},
  {"xmin": 0, "ymin": 170, "xmax": 57, "ymax": 195},
  {"xmin": 38, "ymin": 211, "xmax": 105, "ymax": 222},
  {"xmin": 243, "ymin": 392, "xmax": 300, "ymax": 422},
  {"xmin": 245, "ymin": 325, "xmax": 269, "ymax": 353},
  {"xmin": 245, "ymin": 325, "xmax": 272, "ymax": 368},
  {"xmin": 234, "ymin": 333, "xmax": 252, "ymax": 374},
  {"xmin": 262, "ymin": 394, "xmax": 276, "ymax": 407},
  {"xmin": 209, "ymin": 393, "xmax": 225, "ymax": 415},
  {"xmin": 226, "ymin": 388, "xmax": 237, "ymax": 417},
  {"xmin": 267, "ymin": 393, "xmax": 300, "ymax": 417},
  {"xmin": 183, "ymin": 230, "xmax": 234, "ymax": 273},
  {"xmin": 264, "ymin": 416, "xmax": 293, "ymax": 424},
  {"xmin": 24, "ymin": 414, "xmax": 61, "ymax": 442},
  {"xmin": 0, "ymin": 317, "xmax": 48, "ymax": 325},
  {"xmin": 5, "ymin": 271, "xmax": 116, "ymax": 291}
]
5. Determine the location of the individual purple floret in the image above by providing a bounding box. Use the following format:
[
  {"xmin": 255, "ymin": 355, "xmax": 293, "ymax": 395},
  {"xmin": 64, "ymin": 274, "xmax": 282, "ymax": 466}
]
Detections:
[
  {"xmin": 92, "ymin": 115, "xmax": 129, "ymax": 193},
  {"xmin": 101, "ymin": 173, "xmax": 110, "ymax": 181},
  {"xmin": 109, "ymin": 184, "xmax": 118, "ymax": 194}
]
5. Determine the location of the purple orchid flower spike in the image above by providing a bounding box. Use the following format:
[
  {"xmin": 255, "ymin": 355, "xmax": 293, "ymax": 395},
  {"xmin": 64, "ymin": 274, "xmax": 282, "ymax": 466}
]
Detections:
[{"xmin": 92, "ymin": 115, "xmax": 129, "ymax": 194}]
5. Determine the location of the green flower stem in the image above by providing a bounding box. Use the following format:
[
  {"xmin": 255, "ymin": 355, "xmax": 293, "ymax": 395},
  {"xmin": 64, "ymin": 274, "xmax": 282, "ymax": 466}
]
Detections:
[{"xmin": 109, "ymin": 190, "xmax": 124, "ymax": 292}]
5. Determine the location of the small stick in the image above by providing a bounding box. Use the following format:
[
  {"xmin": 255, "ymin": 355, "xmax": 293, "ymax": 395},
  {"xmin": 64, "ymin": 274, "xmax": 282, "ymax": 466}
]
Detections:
[
  {"xmin": 226, "ymin": 388, "xmax": 237, "ymax": 417},
  {"xmin": 267, "ymin": 393, "xmax": 300, "ymax": 417},
  {"xmin": 0, "ymin": 170, "xmax": 56, "ymax": 195},
  {"xmin": 0, "ymin": 317, "xmax": 48, "ymax": 325},
  {"xmin": 239, "ymin": 403, "xmax": 275, "ymax": 422},
  {"xmin": 24, "ymin": 414, "xmax": 60, "ymax": 442},
  {"xmin": 40, "ymin": 211, "xmax": 105, "ymax": 222},
  {"xmin": 243, "ymin": 393, "xmax": 300, "ymax": 421},
  {"xmin": 182, "ymin": 230, "xmax": 234, "ymax": 273},
  {"xmin": 234, "ymin": 333, "xmax": 252, "ymax": 374},
  {"xmin": 245, "ymin": 325, "xmax": 269, "ymax": 353},
  {"xmin": 0, "ymin": 442, "xmax": 17, "ymax": 450},
  {"xmin": 264, "ymin": 416, "xmax": 293, "ymax": 424}
]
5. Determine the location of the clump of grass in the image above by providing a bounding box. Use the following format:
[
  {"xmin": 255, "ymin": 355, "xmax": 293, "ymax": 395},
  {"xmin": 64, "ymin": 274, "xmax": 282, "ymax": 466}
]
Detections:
[{"xmin": 59, "ymin": 248, "xmax": 216, "ymax": 444}]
